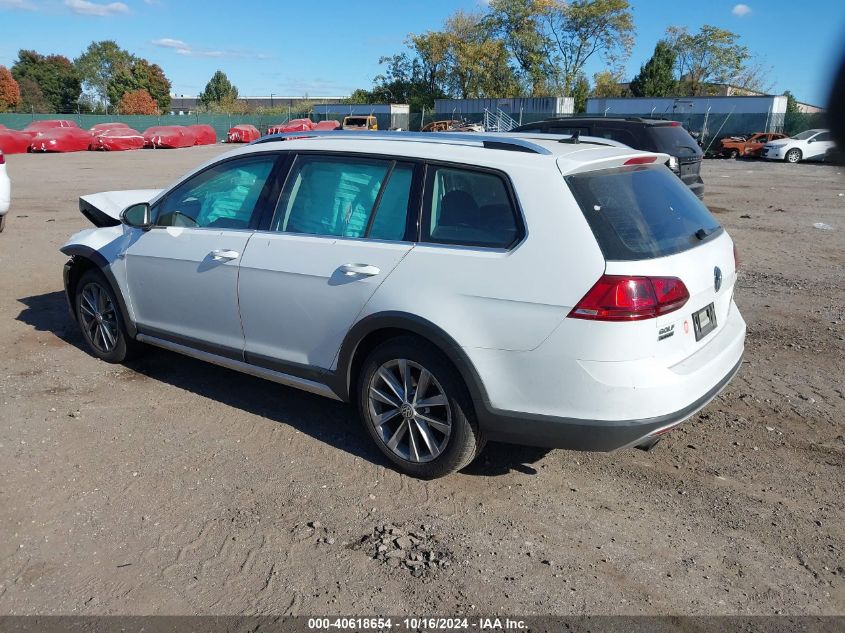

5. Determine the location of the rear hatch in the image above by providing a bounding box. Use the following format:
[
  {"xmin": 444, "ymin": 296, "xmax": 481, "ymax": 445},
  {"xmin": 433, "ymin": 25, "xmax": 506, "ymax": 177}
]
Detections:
[
  {"xmin": 564, "ymin": 162, "xmax": 736, "ymax": 368},
  {"xmin": 648, "ymin": 123, "xmax": 703, "ymax": 191}
]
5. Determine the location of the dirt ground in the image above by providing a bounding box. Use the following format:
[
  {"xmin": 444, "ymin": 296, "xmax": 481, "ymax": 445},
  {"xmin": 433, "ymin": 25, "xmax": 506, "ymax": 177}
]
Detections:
[{"xmin": 0, "ymin": 147, "xmax": 842, "ymax": 616}]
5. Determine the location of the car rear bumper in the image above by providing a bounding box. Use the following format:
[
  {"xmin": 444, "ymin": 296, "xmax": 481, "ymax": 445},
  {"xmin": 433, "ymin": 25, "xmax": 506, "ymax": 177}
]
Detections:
[
  {"xmin": 478, "ymin": 355, "xmax": 742, "ymax": 450},
  {"xmin": 471, "ymin": 302, "xmax": 746, "ymax": 451}
]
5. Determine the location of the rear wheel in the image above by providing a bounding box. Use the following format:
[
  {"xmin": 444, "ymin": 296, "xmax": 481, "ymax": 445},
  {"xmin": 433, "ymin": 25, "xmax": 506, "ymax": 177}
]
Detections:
[
  {"xmin": 358, "ymin": 337, "xmax": 483, "ymax": 478},
  {"xmin": 785, "ymin": 148, "xmax": 802, "ymax": 163},
  {"xmin": 0, "ymin": 215, "xmax": 5, "ymax": 233},
  {"xmin": 75, "ymin": 269, "xmax": 140, "ymax": 363}
]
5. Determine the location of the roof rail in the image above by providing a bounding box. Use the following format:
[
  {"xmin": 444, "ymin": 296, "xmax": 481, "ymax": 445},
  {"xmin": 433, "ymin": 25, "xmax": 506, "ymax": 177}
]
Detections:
[
  {"xmin": 250, "ymin": 130, "xmax": 555, "ymax": 155},
  {"xmin": 496, "ymin": 132, "xmax": 629, "ymax": 149}
]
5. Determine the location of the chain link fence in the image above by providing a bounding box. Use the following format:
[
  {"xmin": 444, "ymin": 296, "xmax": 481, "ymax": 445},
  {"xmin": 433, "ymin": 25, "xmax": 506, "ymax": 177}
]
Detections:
[{"xmin": 0, "ymin": 110, "xmax": 827, "ymax": 145}]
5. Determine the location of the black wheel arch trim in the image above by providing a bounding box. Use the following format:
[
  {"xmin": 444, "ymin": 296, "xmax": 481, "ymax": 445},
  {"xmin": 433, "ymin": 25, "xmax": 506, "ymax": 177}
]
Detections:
[
  {"xmin": 60, "ymin": 244, "xmax": 137, "ymax": 338},
  {"xmin": 333, "ymin": 311, "xmax": 490, "ymax": 405}
]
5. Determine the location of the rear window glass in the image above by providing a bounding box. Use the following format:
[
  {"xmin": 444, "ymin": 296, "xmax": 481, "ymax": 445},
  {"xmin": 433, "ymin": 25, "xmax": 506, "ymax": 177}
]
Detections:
[
  {"xmin": 649, "ymin": 125, "xmax": 702, "ymax": 157},
  {"xmin": 565, "ymin": 165, "xmax": 722, "ymax": 260}
]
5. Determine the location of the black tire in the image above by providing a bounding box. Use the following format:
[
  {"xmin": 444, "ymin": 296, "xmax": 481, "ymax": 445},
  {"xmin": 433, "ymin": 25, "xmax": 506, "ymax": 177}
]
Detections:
[
  {"xmin": 357, "ymin": 336, "xmax": 484, "ymax": 478},
  {"xmin": 785, "ymin": 148, "xmax": 802, "ymax": 163},
  {"xmin": 0, "ymin": 215, "xmax": 5, "ymax": 233},
  {"xmin": 729, "ymin": 149, "xmax": 739, "ymax": 159},
  {"xmin": 74, "ymin": 269, "xmax": 140, "ymax": 363}
]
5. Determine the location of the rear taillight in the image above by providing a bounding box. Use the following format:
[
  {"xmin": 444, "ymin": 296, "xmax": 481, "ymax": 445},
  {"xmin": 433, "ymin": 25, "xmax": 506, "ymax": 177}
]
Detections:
[
  {"xmin": 733, "ymin": 243, "xmax": 740, "ymax": 270},
  {"xmin": 569, "ymin": 275, "xmax": 690, "ymax": 321},
  {"xmin": 0, "ymin": 152, "xmax": 5, "ymax": 165}
]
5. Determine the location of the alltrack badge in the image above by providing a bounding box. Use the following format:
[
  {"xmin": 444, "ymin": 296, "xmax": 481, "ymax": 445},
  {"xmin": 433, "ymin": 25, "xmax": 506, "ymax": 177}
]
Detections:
[{"xmin": 714, "ymin": 266, "xmax": 723, "ymax": 292}]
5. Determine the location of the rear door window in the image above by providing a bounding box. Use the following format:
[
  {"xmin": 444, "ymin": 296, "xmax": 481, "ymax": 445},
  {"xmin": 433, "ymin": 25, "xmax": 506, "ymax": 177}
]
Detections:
[
  {"xmin": 565, "ymin": 165, "xmax": 722, "ymax": 260},
  {"xmin": 271, "ymin": 155, "xmax": 414, "ymax": 240},
  {"xmin": 423, "ymin": 166, "xmax": 520, "ymax": 248}
]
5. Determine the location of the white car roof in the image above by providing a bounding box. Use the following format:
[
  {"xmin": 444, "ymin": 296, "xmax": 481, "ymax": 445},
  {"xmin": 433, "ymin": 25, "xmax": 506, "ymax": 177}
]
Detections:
[{"xmin": 212, "ymin": 131, "xmax": 665, "ymax": 176}]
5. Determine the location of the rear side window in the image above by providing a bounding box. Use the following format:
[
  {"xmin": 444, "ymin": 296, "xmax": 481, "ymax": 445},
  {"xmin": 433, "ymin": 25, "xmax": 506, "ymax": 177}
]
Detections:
[
  {"xmin": 423, "ymin": 166, "xmax": 520, "ymax": 248},
  {"xmin": 566, "ymin": 165, "xmax": 722, "ymax": 260},
  {"xmin": 593, "ymin": 127, "xmax": 638, "ymax": 147}
]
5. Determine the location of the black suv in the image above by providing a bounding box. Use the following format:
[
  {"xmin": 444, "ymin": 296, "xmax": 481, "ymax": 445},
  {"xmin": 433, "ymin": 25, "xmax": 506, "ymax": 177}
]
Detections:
[{"xmin": 512, "ymin": 117, "xmax": 705, "ymax": 199}]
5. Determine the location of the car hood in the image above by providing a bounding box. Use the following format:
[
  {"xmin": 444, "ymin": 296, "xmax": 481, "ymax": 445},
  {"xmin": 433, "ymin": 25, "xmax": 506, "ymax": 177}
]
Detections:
[{"xmin": 79, "ymin": 189, "xmax": 162, "ymax": 227}]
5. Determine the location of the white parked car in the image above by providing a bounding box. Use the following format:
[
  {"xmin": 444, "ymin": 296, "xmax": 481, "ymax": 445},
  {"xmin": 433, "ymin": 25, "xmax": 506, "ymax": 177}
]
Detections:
[
  {"xmin": 60, "ymin": 131, "xmax": 745, "ymax": 478},
  {"xmin": 0, "ymin": 150, "xmax": 10, "ymax": 232},
  {"xmin": 761, "ymin": 129, "xmax": 835, "ymax": 163}
]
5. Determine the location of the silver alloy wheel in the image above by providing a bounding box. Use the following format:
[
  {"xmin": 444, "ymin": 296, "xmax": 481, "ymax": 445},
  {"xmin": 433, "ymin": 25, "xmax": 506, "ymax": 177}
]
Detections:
[
  {"xmin": 367, "ymin": 359, "xmax": 452, "ymax": 463},
  {"xmin": 78, "ymin": 281, "xmax": 119, "ymax": 353},
  {"xmin": 786, "ymin": 149, "xmax": 801, "ymax": 163}
]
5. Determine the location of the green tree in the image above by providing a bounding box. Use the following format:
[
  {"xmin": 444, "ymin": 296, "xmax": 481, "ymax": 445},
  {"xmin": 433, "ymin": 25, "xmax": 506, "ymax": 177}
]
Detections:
[
  {"xmin": 441, "ymin": 10, "xmax": 520, "ymax": 99},
  {"xmin": 783, "ymin": 90, "xmax": 800, "ymax": 114},
  {"xmin": 108, "ymin": 59, "xmax": 171, "ymax": 112},
  {"xmin": 485, "ymin": 0, "xmax": 552, "ymax": 94},
  {"xmin": 199, "ymin": 70, "xmax": 238, "ymax": 109},
  {"xmin": 572, "ymin": 73, "xmax": 589, "ymax": 112},
  {"xmin": 74, "ymin": 40, "xmax": 134, "ymax": 108},
  {"xmin": 629, "ymin": 40, "xmax": 676, "ymax": 97},
  {"xmin": 345, "ymin": 88, "xmax": 378, "ymax": 104},
  {"xmin": 540, "ymin": 0, "xmax": 635, "ymax": 95},
  {"xmin": 11, "ymin": 50, "xmax": 81, "ymax": 112},
  {"xmin": 590, "ymin": 70, "xmax": 625, "ymax": 97},
  {"xmin": 666, "ymin": 25, "xmax": 749, "ymax": 96},
  {"xmin": 17, "ymin": 77, "xmax": 51, "ymax": 113}
]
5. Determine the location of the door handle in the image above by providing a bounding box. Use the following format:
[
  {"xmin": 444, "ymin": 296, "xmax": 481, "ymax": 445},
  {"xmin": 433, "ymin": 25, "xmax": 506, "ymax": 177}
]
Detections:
[
  {"xmin": 210, "ymin": 249, "xmax": 240, "ymax": 261},
  {"xmin": 340, "ymin": 263, "xmax": 380, "ymax": 276}
]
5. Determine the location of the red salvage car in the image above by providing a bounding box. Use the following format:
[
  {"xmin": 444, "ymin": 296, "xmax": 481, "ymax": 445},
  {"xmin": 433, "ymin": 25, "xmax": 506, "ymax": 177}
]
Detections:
[
  {"xmin": 90, "ymin": 127, "xmax": 145, "ymax": 151},
  {"xmin": 143, "ymin": 126, "xmax": 196, "ymax": 149},
  {"xmin": 226, "ymin": 124, "xmax": 261, "ymax": 143},
  {"xmin": 30, "ymin": 128, "xmax": 93, "ymax": 153}
]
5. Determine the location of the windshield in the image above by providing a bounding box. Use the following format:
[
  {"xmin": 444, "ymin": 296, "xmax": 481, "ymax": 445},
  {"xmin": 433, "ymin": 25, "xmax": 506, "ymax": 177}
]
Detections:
[
  {"xmin": 566, "ymin": 165, "xmax": 722, "ymax": 260},
  {"xmin": 649, "ymin": 125, "xmax": 703, "ymax": 157},
  {"xmin": 791, "ymin": 130, "xmax": 819, "ymax": 140}
]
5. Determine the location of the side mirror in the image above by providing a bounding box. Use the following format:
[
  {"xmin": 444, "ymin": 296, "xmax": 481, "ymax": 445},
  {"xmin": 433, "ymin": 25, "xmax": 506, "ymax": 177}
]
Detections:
[
  {"xmin": 807, "ymin": 138, "xmax": 815, "ymax": 143},
  {"xmin": 120, "ymin": 203, "xmax": 152, "ymax": 229}
]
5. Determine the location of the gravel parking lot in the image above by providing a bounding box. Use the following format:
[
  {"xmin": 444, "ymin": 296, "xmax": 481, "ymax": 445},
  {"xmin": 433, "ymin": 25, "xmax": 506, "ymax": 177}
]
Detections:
[{"xmin": 0, "ymin": 147, "xmax": 842, "ymax": 616}]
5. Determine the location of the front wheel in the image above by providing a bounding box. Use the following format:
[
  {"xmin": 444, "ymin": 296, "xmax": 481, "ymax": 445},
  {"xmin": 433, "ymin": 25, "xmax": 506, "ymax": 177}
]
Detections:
[
  {"xmin": 358, "ymin": 337, "xmax": 483, "ymax": 478},
  {"xmin": 785, "ymin": 148, "xmax": 802, "ymax": 163},
  {"xmin": 75, "ymin": 269, "xmax": 140, "ymax": 363}
]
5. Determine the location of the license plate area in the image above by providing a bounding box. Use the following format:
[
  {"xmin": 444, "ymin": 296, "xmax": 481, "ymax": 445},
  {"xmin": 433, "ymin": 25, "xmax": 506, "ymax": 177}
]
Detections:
[{"xmin": 693, "ymin": 303, "xmax": 717, "ymax": 341}]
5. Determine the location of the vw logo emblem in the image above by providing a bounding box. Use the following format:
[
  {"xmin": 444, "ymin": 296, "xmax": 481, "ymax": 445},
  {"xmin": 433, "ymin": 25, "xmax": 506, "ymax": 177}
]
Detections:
[{"xmin": 714, "ymin": 266, "xmax": 723, "ymax": 292}]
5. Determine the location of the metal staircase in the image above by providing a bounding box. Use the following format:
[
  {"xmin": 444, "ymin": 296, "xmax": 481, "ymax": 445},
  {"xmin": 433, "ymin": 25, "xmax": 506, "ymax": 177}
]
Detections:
[{"xmin": 483, "ymin": 108, "xmax": 519, "ymax": 132}]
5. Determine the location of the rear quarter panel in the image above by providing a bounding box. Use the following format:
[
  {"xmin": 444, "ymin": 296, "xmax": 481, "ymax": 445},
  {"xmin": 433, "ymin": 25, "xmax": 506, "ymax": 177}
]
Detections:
[{"xmin": 356, "ymin": 161, "xmax": 606, "ymax": 353}]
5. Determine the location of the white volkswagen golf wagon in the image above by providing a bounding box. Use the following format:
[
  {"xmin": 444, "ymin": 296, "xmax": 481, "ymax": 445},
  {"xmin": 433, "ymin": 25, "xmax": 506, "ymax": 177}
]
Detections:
[{"xmin": 61, "ymin": 131, "xmax": 745, "ymax": 478}]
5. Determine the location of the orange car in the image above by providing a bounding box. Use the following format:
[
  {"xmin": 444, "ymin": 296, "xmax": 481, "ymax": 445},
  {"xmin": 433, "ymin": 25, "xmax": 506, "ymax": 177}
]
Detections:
[{"xmin": 718, "ymin": 132, "xmax": 788, "ymax": 158}]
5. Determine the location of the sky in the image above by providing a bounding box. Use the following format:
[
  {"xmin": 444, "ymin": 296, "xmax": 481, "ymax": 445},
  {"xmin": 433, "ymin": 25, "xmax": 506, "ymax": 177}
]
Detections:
[{"xmin": 0, "ymin": 0, "xmax": 843, "ymax": 106}]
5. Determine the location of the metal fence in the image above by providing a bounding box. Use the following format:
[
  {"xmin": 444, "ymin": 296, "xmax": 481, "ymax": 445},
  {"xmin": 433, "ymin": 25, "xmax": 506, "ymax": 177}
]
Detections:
[{"xmin": 0, "ymin": 110, "xmax": 827, "ymax": 144}]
